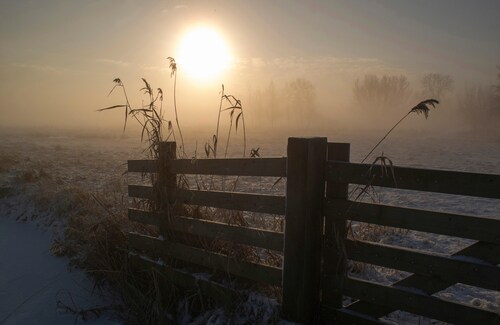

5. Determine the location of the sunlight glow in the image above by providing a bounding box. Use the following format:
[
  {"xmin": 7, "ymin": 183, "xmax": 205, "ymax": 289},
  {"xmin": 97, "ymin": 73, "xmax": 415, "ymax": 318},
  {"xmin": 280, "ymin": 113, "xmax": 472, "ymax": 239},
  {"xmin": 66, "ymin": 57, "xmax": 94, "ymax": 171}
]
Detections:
[{"xmin": 177, "ymin": 27, "xmax": 232, "ymax": 82}]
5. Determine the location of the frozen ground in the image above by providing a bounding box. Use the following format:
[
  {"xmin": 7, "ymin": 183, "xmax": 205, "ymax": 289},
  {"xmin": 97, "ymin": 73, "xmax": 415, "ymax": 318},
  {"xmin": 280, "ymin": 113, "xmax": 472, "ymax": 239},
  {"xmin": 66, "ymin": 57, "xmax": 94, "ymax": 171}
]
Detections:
[
  {"xmin": 0, "ymin": 128, "xmax": 498, "ymax": 324},
  {"xmin": 0, "ymin": 217, "xmax": 119, "ymax": 325},
  {"xmin": 0, "ymin": 132, "xmax": 133, "ymax": 324}
]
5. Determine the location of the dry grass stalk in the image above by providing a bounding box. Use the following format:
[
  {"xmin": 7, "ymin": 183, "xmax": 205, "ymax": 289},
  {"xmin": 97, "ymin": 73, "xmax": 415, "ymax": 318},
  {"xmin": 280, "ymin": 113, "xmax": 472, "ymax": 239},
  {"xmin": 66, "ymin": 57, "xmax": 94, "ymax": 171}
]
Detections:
[
  {"xmin": 341, "ymin": 99, "xmax": 440, "ymax": 275},
  {"xmin": 95, "ymin": 58, "xmax": 280, "ymax": 321},
  {"xmin": 360, "ymin": 99, "xmax": 439, "ymax": 163},
  {"xmin": 167, "ymin": 57, "xmax": 186, "ymax": 156}
]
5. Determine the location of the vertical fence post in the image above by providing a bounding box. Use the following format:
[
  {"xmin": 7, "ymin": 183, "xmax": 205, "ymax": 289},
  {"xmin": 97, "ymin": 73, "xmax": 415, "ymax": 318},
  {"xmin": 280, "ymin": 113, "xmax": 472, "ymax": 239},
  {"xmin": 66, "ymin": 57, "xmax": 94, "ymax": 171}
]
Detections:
[
  {"xmin": 322, "ymin": 143, "xmax": 350, "ymax": 310},
  {"xmin": 282, "ymin": 137, "xmax": 327, "ymax": 324},
  {"xmin": 158, "ymin": 142, "xmax": 177, "ymax": 235}
]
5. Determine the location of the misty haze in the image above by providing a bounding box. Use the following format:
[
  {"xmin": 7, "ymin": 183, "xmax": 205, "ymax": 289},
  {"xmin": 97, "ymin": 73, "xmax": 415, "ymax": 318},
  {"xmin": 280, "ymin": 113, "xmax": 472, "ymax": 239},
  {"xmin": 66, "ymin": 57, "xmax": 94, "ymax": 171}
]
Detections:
[{"xmin": 1, "ymin": 1, "xmax": 499, "ymax": 324}]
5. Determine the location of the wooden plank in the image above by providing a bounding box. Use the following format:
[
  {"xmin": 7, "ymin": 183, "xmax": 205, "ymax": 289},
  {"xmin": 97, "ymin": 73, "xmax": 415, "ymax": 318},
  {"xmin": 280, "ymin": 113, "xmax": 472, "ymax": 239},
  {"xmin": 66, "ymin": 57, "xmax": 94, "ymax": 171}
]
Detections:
[
  {"xmin": 282, "ymin": 137, "xmax": 327, "ymax": 323},
  {"xmin": 345, "ymin": 239, "xmax": 500, "ymax": 291},
  {"xmin": 128, "ymin": 184, "xmax": 154, "ymax": 200},
  {"xmin": 326, "ymin": 199, "xmax": 500, "ymax": 244},
  {"xmin": 458, "ymin": 241, "xmax": 500, "ymax": 264},
  {"xmin": 128, "ymin": 252, "xmax": 241, "ymax": 306},
  {"xmin": 346, "ymin": 241, "xmax": 500, "ymax": 318},
  {"xmin": 323, "ymin": 142, "xmax": 350, "ymax": 308},
  {"xmin": 128, "ymin": 159, "xmax": 157, "ymax": 173},
  {"xmin": 128, "ymin": 186, "xmax": 286, "ymax": 215},
  {"xmin": 175, "ymin": 188, "xmax": 286, "ymax": 215},
  {"xmin": 339, "ymin": 276, "xmax": 500, "ymax": 325},
  {"xmin": 159, "ymin": 141, "xmax": 176, "ymax": 207},
  {"xmin": 327, "ymin": 161, "xmax": 500, "ymax": 199},
  {"xmin": 128, "ymin": 232, "xmax": 282, "ymax": 286},
  {"xmin": 170, "ymin": 215, "xmax": 284, "ymax": 252},
  {"xmin": 169, "ymin": 157, "xmax": 287, "ymax": 177},
  {"xmin": 128, "ymin": 208, "xmax": 284, "ymax": 251},
  {"xmin": 158, "ymin": 142, "xmax": 177, "ymax": 239},
  {"xmin": 128, "ymin": 208, "xmax": 160, "ymax": 227},
  {"xmin": 320, "ymin": 305, "xmax": 392, "ymax": 325}
]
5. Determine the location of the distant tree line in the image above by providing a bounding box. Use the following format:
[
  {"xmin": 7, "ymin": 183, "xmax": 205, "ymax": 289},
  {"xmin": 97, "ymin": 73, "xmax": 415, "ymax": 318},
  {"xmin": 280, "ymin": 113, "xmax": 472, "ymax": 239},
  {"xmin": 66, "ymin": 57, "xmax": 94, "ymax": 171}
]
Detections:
[
  {"xmin": 246, "ymin": 78, "xmax": 317, "ymax": 127},
  {"xmin": 421, "ymin": 73, "xmax": 453, "ymax": 98},
  {"xmin": 457, "ymin": 66, "xmax": 500, "ymax": 130},
  {"xmin": 245, "ymin": 67, "xmax": 499, "ymax": 132},
  {"xmin": 352, "ymin": 67, "xmax": 499, "ymax": 132},
  {"xmin": 352, "ymin": 72, "xmax": 453, "ymax": 113},
  {"xmin": 353, "ymin": 74, "xmax": 411, "ymax": 113}
]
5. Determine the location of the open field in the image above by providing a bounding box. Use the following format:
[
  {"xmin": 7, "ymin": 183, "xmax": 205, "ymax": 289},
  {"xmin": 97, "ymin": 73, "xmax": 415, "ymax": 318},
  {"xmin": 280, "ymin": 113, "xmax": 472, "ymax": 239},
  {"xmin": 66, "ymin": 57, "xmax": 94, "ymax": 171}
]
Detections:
[{"xmin": 0, "ymin": 128, "xmax": 499, "ymax": 323}]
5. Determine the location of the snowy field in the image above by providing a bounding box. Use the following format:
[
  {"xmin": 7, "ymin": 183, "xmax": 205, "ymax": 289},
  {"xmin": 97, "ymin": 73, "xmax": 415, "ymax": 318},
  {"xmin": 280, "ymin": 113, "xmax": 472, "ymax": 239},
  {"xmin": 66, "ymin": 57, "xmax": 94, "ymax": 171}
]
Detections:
[
  {"xmin": 0, "ymin": 217, "xmax": 120, "ymax": 324},
  {"xmin": 0, "ymin": 131, "xmax": 139, "ymax": 324},
  {"xmin": 0, "ymin": 128, "xmax": 499, "ymax": 324}
]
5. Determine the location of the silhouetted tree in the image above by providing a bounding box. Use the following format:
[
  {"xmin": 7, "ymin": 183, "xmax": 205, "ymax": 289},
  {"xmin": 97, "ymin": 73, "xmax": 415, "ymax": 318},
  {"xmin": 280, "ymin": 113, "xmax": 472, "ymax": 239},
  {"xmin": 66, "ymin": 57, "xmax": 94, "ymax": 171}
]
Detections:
[
  {"xmin": 353, "ymin": 74, "xmax": 411, "ymax": 112},
  {"xmin": 458, "ymin": 66, "xmax": 500, "ymax": 131},
  {"xmin": 246, "ymin": 81, "xmax": 282, "ymax": 127},
  {"xmin": 264, "ymin": 81, "xmax": 278, "ymax": 126},
  {"xmin": 458, "ymin": 85, "xmax": 497, "ymax": 130},
  {"xmin": 246, "ymin": 78, "xmax": 316, "ymax": 127},
  {"xmin": 492, "ymin": 66, "xmax": 500, "ymax": 115},
  {"xmin": 284, "ymin": 78, "xmax": 316, "ymax": 125},
  {"xmin": 247, "ymin": 86, "xmax": 263, "ymax": 122},
  {"xmin": 495, "ymin": 66, "xmax": 500, "ymax": 96},
  {"xmin": 421, "ymin": 73, "xmax": 453, "ymax": 98}
]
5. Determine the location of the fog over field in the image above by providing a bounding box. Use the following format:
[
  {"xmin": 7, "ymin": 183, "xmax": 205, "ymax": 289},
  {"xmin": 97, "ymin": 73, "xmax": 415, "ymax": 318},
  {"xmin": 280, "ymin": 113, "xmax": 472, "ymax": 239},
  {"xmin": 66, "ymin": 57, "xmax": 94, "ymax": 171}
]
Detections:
[
  {"xmin": 1, "ymin": 1, "xmax": 499, "ymax": 324},
  {"xmin": 1, "ymin": 0, "xmax": 499, "ymax": 138}
]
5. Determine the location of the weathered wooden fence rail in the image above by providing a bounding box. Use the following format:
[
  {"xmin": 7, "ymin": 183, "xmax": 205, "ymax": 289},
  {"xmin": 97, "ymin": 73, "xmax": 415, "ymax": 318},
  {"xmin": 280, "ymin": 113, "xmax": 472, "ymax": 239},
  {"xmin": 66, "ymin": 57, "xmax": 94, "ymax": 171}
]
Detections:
[
  {"xmin": 127, "ymin": 138, "xmax": 500, "ymax": 324},
  {"xmin": 322, "ymin": 142, "xmax": 500, "ymax": 325},
  {"xmin": 127, "ymin": 141, "xmax": 287, "ymax": 307}
]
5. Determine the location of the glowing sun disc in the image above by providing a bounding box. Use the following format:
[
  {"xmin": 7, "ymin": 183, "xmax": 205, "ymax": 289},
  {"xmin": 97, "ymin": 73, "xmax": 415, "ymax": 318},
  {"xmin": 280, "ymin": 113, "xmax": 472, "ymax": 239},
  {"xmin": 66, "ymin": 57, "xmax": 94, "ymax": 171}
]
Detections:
[{"xmin": 177, "ymin": 27, "xmax": 232, "ymax": 81}]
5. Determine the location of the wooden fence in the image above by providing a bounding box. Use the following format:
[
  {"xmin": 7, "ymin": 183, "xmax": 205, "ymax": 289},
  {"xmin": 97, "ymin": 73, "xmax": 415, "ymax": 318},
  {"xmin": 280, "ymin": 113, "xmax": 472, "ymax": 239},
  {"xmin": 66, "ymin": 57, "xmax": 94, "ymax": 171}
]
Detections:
[{"xmin": 127, "ymin": 138, "xmax": 500, "ymax": 324}]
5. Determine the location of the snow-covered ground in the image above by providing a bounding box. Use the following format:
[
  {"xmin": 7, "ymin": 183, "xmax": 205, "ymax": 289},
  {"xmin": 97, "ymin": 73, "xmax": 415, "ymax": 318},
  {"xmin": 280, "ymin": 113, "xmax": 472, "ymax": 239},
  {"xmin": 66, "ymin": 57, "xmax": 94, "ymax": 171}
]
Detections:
[
  {"xmin": 0, "ymin": 217, "xmax": 119, "ymax": 324},
  {"xmin": 0, "ymin": 128, "xmax": 498, "ymax": 324},
  {"xmin": 0, "ymin": 132, "xmax": 136, "ymax": 324}
]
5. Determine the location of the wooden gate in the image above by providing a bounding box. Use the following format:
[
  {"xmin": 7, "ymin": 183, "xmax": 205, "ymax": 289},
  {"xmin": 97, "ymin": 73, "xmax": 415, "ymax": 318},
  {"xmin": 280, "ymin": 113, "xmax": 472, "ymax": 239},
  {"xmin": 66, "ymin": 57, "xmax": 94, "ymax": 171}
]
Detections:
[{"xmin": 127, "ymin": 139, "xmax": 500, "ymax": 324}]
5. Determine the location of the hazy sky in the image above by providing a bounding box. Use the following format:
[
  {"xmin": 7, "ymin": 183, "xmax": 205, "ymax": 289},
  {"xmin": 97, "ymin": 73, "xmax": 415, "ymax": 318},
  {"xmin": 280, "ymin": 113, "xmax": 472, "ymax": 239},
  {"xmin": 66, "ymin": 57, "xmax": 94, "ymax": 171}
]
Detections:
[{"xmin": 1, "ymin": 0, "xmax": 499, "ymax": 129}]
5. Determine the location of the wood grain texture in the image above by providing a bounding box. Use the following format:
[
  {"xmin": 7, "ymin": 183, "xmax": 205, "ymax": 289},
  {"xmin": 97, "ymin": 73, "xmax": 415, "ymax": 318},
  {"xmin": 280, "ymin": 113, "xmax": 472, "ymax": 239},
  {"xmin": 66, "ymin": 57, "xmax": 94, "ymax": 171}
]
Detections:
[{"xmin": 327, "ymin": 161, "xmax": 500, "ymax": 199}]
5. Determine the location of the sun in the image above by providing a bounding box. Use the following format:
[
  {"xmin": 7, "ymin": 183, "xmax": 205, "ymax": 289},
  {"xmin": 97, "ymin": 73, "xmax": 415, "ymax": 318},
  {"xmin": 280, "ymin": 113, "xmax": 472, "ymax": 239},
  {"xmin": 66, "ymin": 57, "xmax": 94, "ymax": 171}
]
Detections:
[{"xmin": 176, "ymin": 27, "xmax": 232, "ymax": 81}]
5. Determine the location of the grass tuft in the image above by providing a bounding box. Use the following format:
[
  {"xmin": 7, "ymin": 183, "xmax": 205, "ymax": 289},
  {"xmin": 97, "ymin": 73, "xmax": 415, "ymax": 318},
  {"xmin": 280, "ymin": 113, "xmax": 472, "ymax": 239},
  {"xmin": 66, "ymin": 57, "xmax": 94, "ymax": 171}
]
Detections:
[
  {"xmin": 361, "ymin": 98, "xmax": 439, "ymax": 163},
  {"xmin": 92, "ymin": 57, "xmax": 281, "ymax": 322}
]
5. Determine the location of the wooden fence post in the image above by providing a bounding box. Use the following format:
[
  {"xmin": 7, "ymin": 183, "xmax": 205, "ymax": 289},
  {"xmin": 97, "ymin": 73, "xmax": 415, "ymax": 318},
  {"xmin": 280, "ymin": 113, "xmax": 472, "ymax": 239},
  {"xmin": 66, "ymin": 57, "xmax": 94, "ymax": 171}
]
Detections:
[
  {"xmin": 282, "ymin": 137, "xmax": 327, "ymax": 324},
  {"xmin": 323, "ymin": 143, "xmax": 350, "ymax": 310},
  {"xmin": 158, "ymin": 142, "xmax": 177, "ymax": 235}
]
